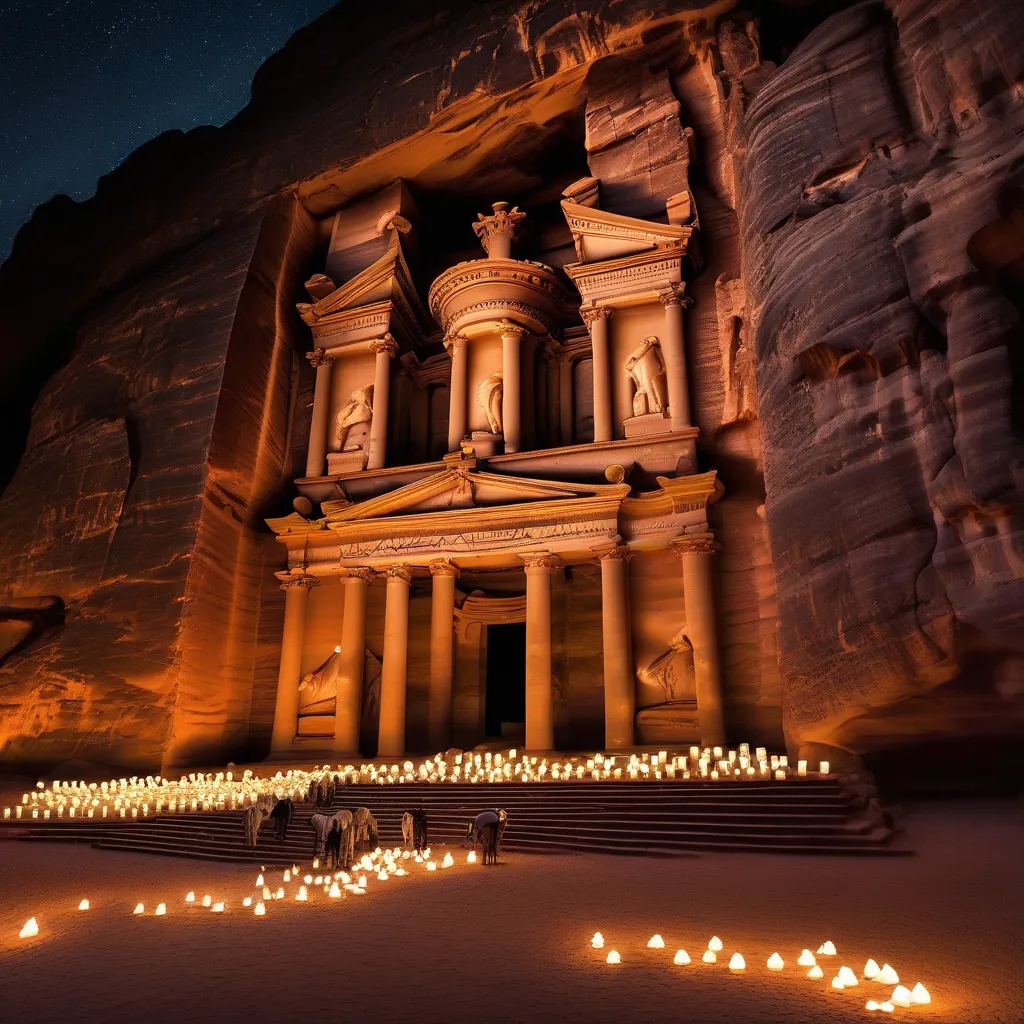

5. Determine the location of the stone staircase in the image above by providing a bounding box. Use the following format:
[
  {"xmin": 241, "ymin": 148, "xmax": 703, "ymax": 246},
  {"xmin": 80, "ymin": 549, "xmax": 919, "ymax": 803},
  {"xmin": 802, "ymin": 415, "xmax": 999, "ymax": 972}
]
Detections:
[{"xmin": 0, "ymin": 779, "xmax": 905, "ymax": 861}]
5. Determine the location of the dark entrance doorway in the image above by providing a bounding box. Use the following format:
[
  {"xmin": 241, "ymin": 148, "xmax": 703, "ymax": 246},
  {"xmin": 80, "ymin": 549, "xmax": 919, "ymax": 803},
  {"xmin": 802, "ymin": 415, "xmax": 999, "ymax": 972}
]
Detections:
[{"xmin": 485, "ymin": 622, "xmax": 526, "ymax": 737}]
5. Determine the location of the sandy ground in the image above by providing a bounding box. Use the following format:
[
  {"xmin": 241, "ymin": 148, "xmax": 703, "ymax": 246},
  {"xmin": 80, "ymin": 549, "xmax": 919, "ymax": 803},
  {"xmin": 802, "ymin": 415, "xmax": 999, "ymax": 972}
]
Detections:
[{"xmin": 0, "ymin": 800, "xmax": 1022, "ymax": 1024}]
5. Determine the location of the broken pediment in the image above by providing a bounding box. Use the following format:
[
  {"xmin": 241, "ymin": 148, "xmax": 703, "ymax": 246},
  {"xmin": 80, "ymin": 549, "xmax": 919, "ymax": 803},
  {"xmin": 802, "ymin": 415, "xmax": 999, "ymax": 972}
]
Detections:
[
  {"xmin": 322, "ymin": 467, "xmax": 629, "ymax": 523},
  {"xmin": 561, "ymin": 199, "xmax": 696, "ymax": 263}
]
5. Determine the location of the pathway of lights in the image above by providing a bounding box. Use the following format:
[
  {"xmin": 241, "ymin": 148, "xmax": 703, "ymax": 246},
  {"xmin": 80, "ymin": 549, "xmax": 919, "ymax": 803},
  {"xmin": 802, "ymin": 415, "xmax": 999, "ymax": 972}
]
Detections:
[
  {"xmin": 12, "ymin": 843, "xmax": 473, "ymax": 943},
  {"xmin": 2, "ymin": 744, "xmax": 830, "ymax": 822},
  {"xmin": 591, "ymin": 931, "xmax": 932, "ymax": 1014}
]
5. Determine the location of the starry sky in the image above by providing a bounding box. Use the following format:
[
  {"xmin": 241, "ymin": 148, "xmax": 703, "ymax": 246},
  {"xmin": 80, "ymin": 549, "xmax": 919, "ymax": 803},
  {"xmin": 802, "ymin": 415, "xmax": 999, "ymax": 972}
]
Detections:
[{"xmin": 0, "ymin": 1, "xmax": 339, "ymax": 260}]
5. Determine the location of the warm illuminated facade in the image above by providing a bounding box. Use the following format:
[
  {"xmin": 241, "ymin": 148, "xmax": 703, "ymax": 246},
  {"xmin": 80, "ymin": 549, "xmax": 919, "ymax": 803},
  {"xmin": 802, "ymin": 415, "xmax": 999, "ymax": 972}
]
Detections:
[{"xmin": 266, "ymin": 179, "xmax": 729, "ymax": 758}]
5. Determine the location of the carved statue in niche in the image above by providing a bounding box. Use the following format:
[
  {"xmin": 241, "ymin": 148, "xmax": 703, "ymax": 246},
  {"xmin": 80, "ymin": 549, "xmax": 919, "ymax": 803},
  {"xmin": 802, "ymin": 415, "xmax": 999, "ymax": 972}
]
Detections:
[
  {"xmin": 476, "ymin": 373, "xmax": 503, "ymax": 434},
  {"xmin": 715, "ymin": 274, "xmax": 757, "ymax": 427},
  {"xmin": 637, "ymin": 627, "xmax": 695, "ymax": 706},
  {"xmin": 360, "ymin": 649, "xmax": 383, "ymax": 756},
  {"xmin": 626, "ymin": 336, "xmax": 669, "ymax": 417},
  {"xmin": 298, "ymin": 647, "xmax": 343, "ymax": 710},
  {"xmin": 334, "ymin": 384, "xmax": 374, "ymax": 450}
]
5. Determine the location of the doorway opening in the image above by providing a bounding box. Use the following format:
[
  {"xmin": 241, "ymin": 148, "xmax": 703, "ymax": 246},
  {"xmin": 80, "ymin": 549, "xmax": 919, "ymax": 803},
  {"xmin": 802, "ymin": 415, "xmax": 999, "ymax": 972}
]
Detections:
[{"xmin": 485, "ymin": 622, "xmax": 526, "ymax": 738}]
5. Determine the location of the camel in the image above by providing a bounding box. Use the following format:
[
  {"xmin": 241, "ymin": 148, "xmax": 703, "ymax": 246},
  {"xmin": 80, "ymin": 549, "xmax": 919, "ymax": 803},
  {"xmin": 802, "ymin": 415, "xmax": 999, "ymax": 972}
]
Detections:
[
  {"xmin": 466, "ymin": 808, "xmax": 507, "ymax": 864},
  {"xmin": 242, "ymin": 798, "xmax": 273, "ymax": 848},
  {"xmin": 309, "ymin": 811, "xmax": 334, "ymax": 858},
  {"xmin": 270, "ymin": 797, "xmax": 294, "ymax": 841},
  {"xmin": 353, "ymin": 807, "xmax": 378, "ymax": 849},
  {"xmin": 331, "ymin": 809, "xmax": 355, "ymax": 868}
]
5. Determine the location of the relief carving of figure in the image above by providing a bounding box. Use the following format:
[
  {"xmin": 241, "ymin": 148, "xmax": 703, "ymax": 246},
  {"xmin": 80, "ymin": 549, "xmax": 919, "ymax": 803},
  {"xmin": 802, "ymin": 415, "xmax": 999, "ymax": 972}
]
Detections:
[
  {"xmin": 298, "ymin": 647, "xmax": 343, "ymax": 710},
  {"xmin": 637, "ymin": 627, "xmax": 695, "ymax": 705},
  {"xmin": 626, "ymin": 336, "xmax": 669, "ymax": 417},
  {"xmin": 476, "ymin": 372, "xmax": 503, "ymax": 434},
  {"xmin": 334, "ymin": 384, "xmax": 374, "ymax": 450}
]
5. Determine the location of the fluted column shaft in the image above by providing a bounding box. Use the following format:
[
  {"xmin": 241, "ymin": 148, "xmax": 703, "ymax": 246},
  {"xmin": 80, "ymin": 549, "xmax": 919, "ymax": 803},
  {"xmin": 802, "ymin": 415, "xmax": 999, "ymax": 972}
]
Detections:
[
  {"xmin": 501, "ymin": 324, "xmax": 524, "ymax": 453},
  {"xmin": 305, "ymin": 350, "xmax": 334, "ymax": 478},
  {"xmin": 367, "ymin": 335, "xmax": 397, "ymax": 471},
  {"xmin": 584, "ymin": 307, "xmax": 613, "ymax": 442},
  {"xmin": 447, "ymin": 335, "xmax": 469, "ymax": 452},
  {"xmin": 523, "ymin": 554, "xmax": 559, "ymax": 751},
  {"xmin": 559, "ymin": 354, "xmax": 573, "ymax": 445},
  {"xmin": 427, "ymin": 560, "xmax": 459, "ymax": 750},
  {"xmin": 660, "ymin": 290, "xmax": 691, "ymax": 430},
  {"xmin": 270, "ymin": 573, "xmax": 319, "ymax": 753},
  {"xmin": 378, "ymin": 565, "xmax": 412, "ymax": 757},
  {"xmin": 333, "ymin": 569, "xmax": 372, "ymax": 755},
  {"xmin": 601, "ymin": 546, "xmax": 635, "ymax": 748},
  {"xmin": 674, "ymin": 535, "xmax": 725, "ymax": 746}
]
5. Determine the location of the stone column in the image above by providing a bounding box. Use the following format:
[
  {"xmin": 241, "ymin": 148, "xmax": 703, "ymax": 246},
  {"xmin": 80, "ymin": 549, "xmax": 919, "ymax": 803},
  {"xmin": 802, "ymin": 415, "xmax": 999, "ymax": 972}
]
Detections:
[
  {"xmin": 427, "ymin": 559, "xmax": 459, "ymax": 750},
  {"xmin": 600, "ymin": 545, "xmax": 635, "ymax": 749},
  {"xmin": 333, "ymin": 568, "xmax": 374, "ymax": 756},
  {"xmin": 270, "ymin": 572, "xmax": 319, "ymax": 753},
  {"xmin": 673, "ymin": 534, "xmax": 725, "ymax": 746},
  {"xmin": 501, "ymin": 322, "xmax": 525, "ymax": 453},
  {"xmin": 367, "ymin": 334, "xmax": 397, "ymax": 471},
  {"xmin": 659, "ymin": 288, "xmax": 693, "ymax": 430},
  {"xmin": 304, "ymin": 349, "xmax": 334, "ymax": 478},
  {"xmin": 558, "ymin": 354, "xmax": 573, "ymax": 445},
  {"xmin": 377, "ymin": 564, "xmax": 412, "ymax": 757},
  {"xmin": 472, "ymin": 201, "xmax": 526, "ymax": 259},
  {"xmin": 544, "ymin": 345, "xmax": 559, "ymax": 446},
  {"xmin": 583, "ymin": 306, "xmax": 613, "ymax": 442},
  {"xmin": 523, "ymin": 553, "xmax": 560, "ymax": 751},
  {"xmin": 446, "ymin": 334, "xmax": 469, "ymax": 452}
]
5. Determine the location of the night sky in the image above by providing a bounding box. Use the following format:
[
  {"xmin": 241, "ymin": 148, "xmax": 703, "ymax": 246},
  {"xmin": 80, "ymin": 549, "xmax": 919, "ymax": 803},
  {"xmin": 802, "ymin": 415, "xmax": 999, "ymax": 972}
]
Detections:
[{"xmin": 0, "ymin": 1, "xmax": 339, "ymax": 261}]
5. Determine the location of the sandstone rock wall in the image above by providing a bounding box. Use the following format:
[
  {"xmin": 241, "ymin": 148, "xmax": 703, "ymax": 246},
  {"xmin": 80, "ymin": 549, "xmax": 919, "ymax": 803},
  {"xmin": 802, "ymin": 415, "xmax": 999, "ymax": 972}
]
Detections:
[{"xmin": 739, "ymin": 0, "xmax": 1024, "ymax": 774}]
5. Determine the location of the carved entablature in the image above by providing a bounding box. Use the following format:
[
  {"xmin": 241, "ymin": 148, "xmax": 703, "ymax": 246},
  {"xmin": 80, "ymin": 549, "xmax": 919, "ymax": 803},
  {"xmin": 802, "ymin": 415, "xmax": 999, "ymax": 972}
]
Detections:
[
  {"xmin": 564, "ymin": 246, "xmax": 696, "ymax": 307},
  {"xmin": 561, "ymin": 200, "xmax": 699, "ymax": 265}
]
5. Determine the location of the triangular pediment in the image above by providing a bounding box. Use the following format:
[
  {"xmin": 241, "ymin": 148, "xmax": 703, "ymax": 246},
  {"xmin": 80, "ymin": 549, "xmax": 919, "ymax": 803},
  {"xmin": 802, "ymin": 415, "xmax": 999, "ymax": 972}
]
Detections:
[
  {"xmin": 324, "ymin": 467, "xmax": 628, "ymax": 524},
  {"xmin": 561, "ymin": 200, "xmax": 693, "ymax": 263}
]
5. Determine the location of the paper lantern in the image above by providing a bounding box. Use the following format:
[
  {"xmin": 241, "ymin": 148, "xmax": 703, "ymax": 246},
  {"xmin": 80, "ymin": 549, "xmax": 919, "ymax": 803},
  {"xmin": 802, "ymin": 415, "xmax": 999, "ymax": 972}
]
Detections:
[
  {"xmin": 242, "ymin": 897, "xmax": 252, "ymax": 907},
  {"xmin": 329, "ymin": 882, "xmax": 342, "ymax": 898},
  {"xmin": 673, "ymin": 950, "xmax": 690, "ymax": 965},
  {"xmin": 312, "ymin": 858, "xmax": 320, "ymax": 869},
  {"xmin": 605, "ymin": 950, "xmax": 621, "ymax": 964},
  {"xmin": 263, "ymin": 886, "xmax": 272, "ymax": 900},
  {"xmin": 807, "ymin": 965, "xmax": 824, "ymax": 980},
  {"xmin": 831, "ymin": 977, "xmax": 845, "ymax": 991},
  {"xmin": 910, "ymin": 983, "xmax": 931, "ymax": 1005},
  {"xmin": 185, "ymin": 891, "xmax": 195, "ymax": 905},
  {"xmin": 201, "ymin": 895, "xmax": 212, "ymax": 908},
  {"xmin": 283, "ymin": 871, "xmax": 291, "ymax": 882},
  {"xmin": 467, "ymin": 850, "xmax": 477, "ymax": 864},
  {"xmin": 19, "ymin": 917, "xmax": 39, "ymax": 938},
  {"xmin": 304, "ymin": 875, "xmax": 313, "ymax": 885},
  {"xmin": 211, "ymin": 902, "xmax": 224, "ymax": 913},
  {"xmin": 647, "ymin": 934, "xmax": 665, "ymax": 949},
  {"xmin": 134, "ymin": 903, "xmax": 145, "ymax": 915},
  {"xmin": 591, "ymin": 932, "xmax": 604, "ymax": 949},
  {"xmin": 817, "ymin": 940, "xmax": 837, "ymax": 956},
  {"xmin": 275, "ymin": 887, "xmax": 285, "ymax": 899},
  {"xmin": 708, "ymin": 936, "xmax": 723, "ymax": 952},
  {"xmin": 426, "ymin": 862, "xmax": 437, "ymax": 871},
  {"xmin": 78, "ymin": 899, "xmax": 90, "ymax": 911},
  {"xmin": 878, "ymin": 1001, "xmax": 894, "ymax": 1013},
  {"xmin": 295, "ymin": 886, "xmax": 308, "ymax": 902},
  {"xmin": 358, "ymin": 876, "xmax": 367, "ymax": 888},
  {"xmin": 254, "ymin": 901, "xmax": 266, "ymax": 916},
  {"xmin": 442, "ymin": 852, "xmax": 454, "ymax": 868},
  {"xmin": 878, "ymin": 964, "xmax": 899, "ymax": 985},
  {"xmin": 702, "ymin": 950, "xmax": 717, "ymax": 964},
  {"xmin": 155, "ymin": 903, "xmax": 167, "ymax": 916},
  {"xmin": 729, "ymin": 953, "xmax": 745, "ymax": 971},
  {"xmin": 767, "ymin": 953, "xmax": 784, "ymax": 971},
  {"xmin": 865, "ymin": 1000, "xmax": 881, "ymax": 1012},
  {"xmin": 890, "ymin": 986, "xmax": 913, "ymax": 1008},
  {"xmin": 797, "ymin": 949, "xmax": 816, "ymax": 967},
  {"xmin": 864, "ymin": 959, "xmax": 880, "ymax": 979}
]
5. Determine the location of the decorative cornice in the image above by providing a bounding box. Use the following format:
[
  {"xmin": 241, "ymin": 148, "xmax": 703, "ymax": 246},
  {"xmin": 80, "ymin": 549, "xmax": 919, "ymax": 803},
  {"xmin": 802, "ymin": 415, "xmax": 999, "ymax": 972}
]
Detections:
[
  {"xmin": 521, "ymin": 552, "xmax": 562, "ymax": 573},
  {"xmin": 670, "ymin": 532, "xmax": 719, "ymax": 556},
  {"xmin": 369, "ymin": 334, "xmax": 398, "ymax": 357},
  {"xmin": 306, "ymin": 347, "xmax": 334, "ymax": 369},
  {"xmin": 385, "ymin": 564, "xmax": 413, "ymax": 585},
  {"xmin": 275, "ymin": 571, "xmax": 320, "ymax": 591},
  {"xmin": 428, "ymin": 559, "xmax": 460, "ymax": 579}
]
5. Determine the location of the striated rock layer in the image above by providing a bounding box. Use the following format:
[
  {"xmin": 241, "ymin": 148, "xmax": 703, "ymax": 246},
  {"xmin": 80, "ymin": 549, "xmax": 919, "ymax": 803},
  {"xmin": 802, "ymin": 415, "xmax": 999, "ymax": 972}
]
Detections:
[{"xmin": 0, "ymin": 0, "xmax": 1020, "ymax": 783}]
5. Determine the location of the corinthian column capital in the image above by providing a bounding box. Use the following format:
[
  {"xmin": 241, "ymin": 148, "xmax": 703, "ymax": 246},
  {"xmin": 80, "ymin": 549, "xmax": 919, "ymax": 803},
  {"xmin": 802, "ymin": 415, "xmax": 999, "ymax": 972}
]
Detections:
[
  {"xmin": 385, "ymin": 564, "xmax": 413, "ymax": 585},
  {"xmin": 369, "ymin": 334, "xmax": 398, "ymax": 357},
  {"xmin": 472, "ymin": 201, "xmax": 526, "ymax": 256},
  {"xmin": 306, "ymin": 347, "xmax": 334, "ymax": 368},
  {"xmin": 275, "ymin": 571, "xmax": 320, "ymax": 591},
  {"xmin": 521, "ymin": 552, "xmax": 562, "ymax": 574},
  {"xmin": 443, "ymin": 333, "xmax": 469, "ymax": 355},
  {"xmin": 428, "ymin": 559, "xmax": 460, "ymax": 579},
  {"xmin": 339, "ymin": 566, "xmax": 376, "ymax": 584},
  {"xmin": 660, "ymin": 285, "xmax": 694, "ymax": 310},
  {"xmin": 670, "ymin": 532, "xmax": 718, "ymax": 556},
  {"xmin": 580, "ymin": 304, "xmax": 612, "ymax": 328}
]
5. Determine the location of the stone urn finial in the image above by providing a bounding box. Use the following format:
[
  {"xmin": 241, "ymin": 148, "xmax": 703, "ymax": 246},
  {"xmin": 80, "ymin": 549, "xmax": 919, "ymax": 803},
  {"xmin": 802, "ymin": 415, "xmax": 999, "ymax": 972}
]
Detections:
[{"xmin": 472, "ymin": 202, "xmax": 526, "ymax": 259}]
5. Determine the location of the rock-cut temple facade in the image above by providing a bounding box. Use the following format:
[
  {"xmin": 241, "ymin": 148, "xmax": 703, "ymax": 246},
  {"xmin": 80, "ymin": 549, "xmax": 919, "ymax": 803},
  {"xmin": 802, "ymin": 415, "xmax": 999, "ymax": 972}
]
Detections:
[
  {"xmin": 1, "ymin": 0, "xmax": 1022, "ymax": 784},
  {"xmin": 267, "ymin": 185, "xmax": 725, "ymax": 758}
]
